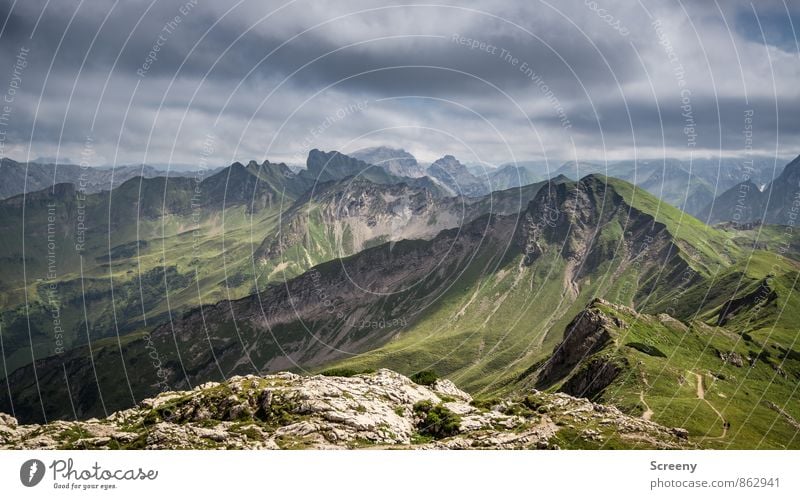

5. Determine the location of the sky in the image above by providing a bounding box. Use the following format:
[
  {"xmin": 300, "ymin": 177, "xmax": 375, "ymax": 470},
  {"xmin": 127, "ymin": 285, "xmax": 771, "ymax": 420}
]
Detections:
[{"xmin": 0, "ymin": 0, "xmax": 798, "ymax": 168}]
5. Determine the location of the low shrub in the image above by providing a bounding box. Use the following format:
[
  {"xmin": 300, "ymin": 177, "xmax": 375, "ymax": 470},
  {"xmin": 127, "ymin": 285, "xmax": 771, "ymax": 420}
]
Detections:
[
  {"xmin": 413, "ymin": 400, "xmax": 461, "ymax": 439},
  {"xmin": 410, "ymin": 370, "xmax": 438, "ymax": 386},
  {"xmin": 320, "ymin": 368, "xmax": 375, "ymax": 377}
]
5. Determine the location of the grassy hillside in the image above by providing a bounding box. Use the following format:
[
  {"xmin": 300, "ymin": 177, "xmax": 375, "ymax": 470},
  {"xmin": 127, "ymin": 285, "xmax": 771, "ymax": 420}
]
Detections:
[
  {"xmin": 4, "ymin": 173, "xmax": 800, "ymax": 450},
  {"xmin": 527, "ymin": 298, "xmax": 800, "ymax": 449},
  {"xmin": 321, "ymin": 177, "xmax": 721, "ymax": 391},
  {"xmin": 0, "ymin": 163, "xmax": 304, "ymax": 375}
]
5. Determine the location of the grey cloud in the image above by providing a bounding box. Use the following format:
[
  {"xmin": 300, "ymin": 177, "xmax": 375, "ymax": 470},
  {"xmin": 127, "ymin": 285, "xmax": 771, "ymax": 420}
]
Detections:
[{"xmin": 0, "ymin": 0, "xmax": 797, "ymax": 166}]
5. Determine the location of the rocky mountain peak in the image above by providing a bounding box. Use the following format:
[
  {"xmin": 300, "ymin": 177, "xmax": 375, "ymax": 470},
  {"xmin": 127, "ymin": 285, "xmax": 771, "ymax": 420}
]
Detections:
[
  {"xmin": 514, "ymin": 175, "xmax": 691, "ymax": 306},
  {"xmin": 256, "ymin": 159, "xmax": 294, "ymax": 178},
  {"xmin": 430, "ymin": 154, "xmax": 464, "ymax": 172},
  {"xmin": 427, "ymin": 155, "xmax": 489, "ymax": 197},
  {"xmin": 515, "ymin": 176, "xmax": 617, "ymax": 263},
  {"xmin": 350, "ymin": 146, "xmax": 425, "ymax": 178},
  {"xmin": 303, "ymin": 149, "xmax": 394, "ymax": 184}
]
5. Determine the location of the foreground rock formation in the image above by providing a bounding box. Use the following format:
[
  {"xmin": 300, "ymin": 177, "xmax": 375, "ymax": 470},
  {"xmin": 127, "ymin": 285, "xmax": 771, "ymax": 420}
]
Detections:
[{"xmin": 0, "ymin": 369, "xmax": 690, "ymax": 449}]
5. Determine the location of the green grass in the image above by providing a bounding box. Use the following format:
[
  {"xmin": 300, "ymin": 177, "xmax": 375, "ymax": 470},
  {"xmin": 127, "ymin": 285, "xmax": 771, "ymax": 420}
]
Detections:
[
  {"xmin": 5, "ymin": 171, "xmax": 800, "ymax": 449},
  {"xmin": 0, "ymin": 174, "xmax": 317, "ymax": 375},
  {"xmin": 555, "ymin": 300, "xmax": 800, "ymax": 449}
]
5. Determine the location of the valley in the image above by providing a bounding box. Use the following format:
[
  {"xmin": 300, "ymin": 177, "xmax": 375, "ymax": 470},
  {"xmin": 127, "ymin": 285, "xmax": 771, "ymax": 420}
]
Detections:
[{"xmin": 1, "ymin": 149, "xmax": 799, "ymax": 450}]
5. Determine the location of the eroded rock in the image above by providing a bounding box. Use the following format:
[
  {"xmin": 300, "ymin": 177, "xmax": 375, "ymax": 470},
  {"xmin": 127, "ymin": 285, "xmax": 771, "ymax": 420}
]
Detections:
[{"xmin": 0, "ymin": 369, "xmax": 692, "ymax": 450}]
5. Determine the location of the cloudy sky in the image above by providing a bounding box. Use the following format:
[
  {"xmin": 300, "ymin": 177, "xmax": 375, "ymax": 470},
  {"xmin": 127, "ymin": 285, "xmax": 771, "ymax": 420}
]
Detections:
[{"xmin": 0, "ymin": 0, "xmax": 798, "ymax": 168}]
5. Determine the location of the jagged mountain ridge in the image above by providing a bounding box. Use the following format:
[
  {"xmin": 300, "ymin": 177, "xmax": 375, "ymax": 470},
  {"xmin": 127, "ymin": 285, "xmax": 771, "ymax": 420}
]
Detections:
[
  {"xmin": 349, "ymin": 146, "xmax": 427, "ymax": 178},
  {"xmin": 255, "ymin": 175, "xmax": 569, "ymax": 273},
  {"xmin": 3, "ymin": 174, "xmax": 729, "ymax": 424}
]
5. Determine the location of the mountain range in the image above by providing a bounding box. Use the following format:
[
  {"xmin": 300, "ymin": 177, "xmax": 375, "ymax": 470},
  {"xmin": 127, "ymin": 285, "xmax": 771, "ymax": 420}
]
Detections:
[
  {"xmin": 1, "ymin": 148, "xmax": 799, "ymax": 450},
  {"xmin": 0, "ymin": 157, "xmax": 221, "ymax": 200},
  {"xmin": 552, "ymin": 157, "xmax": 783, "ymax": 218},
  {"xmin": 351, "ymin": 149, "xmax": 786, "ymax": 218},
  {"xmin": 698, "ymin": 155, "xmax": 800, "ymax": 225}
]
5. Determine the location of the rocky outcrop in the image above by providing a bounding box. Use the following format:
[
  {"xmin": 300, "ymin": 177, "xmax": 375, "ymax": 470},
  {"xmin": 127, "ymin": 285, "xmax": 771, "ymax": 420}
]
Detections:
[
  {"xmin": 718, "ymin": 351, "xmax": 745, "ymax": 367},
  {"xmin": 350, "ymin": 146, "xmax": 426, "ymax": 178},
  {"xmin": 559, "ymin": 355, "xmax": 628, "ymax": 399},
  {"xmin": 537, "ymin": 303, "xmax": 620, "ymax": 388},
  {"xmin": 0, "ymin": 370, "xmax": 690, "ymax": 450},
  {"xmin": 427, "ymin": 155, "xmax": 489, "ymax": 197},
  {"xmin": 533, "ymin": 299, "xmax": 639, "ymax": 399}
]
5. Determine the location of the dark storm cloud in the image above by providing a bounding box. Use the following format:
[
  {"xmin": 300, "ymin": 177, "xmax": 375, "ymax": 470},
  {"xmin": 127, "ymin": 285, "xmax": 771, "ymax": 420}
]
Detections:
[
  {"xmin": 0, "ymin": 1, "xmax": 635, "ymax": 95},
  {"xmin": 0, "ymin": 0, "xmax": 798, "ymax": 165},
  {"xmin": 563, "ymin": 95, "xmax": 800, "ymax": 150}
]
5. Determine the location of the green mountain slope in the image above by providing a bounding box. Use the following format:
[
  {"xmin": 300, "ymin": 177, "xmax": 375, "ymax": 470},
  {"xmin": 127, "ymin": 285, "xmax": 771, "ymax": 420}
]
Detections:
[
  {"xmin": 3, "ymin": 173, "xmax": 798, "ymax": 450},
  {"xmin": 0, "ymin": 161, "xmax": 299, "ymax": 375},
  {"xmin": 0, "ymin": 176, "xmax": 716, "ymax": 417},
  {"xmin": 526, "ymin": 296, "xmax": 800, "ymax": 449},
  {"xmin": 327, "ymin": 175, "xmax": 725, "ymax": 390}
]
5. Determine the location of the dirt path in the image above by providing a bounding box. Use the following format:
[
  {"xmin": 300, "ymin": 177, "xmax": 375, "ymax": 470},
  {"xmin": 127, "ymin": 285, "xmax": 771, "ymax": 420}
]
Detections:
[
  {"xmin": 692, "ymin": 372, "xmax": 727, "ymax": 440},
  {"xmin": 694, "ymin": 372, "xmax": 705, "ymax": 399},
  {"xmin": 639, "ymin": 390, "xmax": 653, "ymax": 421},
  {"xmin": 638, "ymin": 372, "xmax": 654, "ymax": 421}
]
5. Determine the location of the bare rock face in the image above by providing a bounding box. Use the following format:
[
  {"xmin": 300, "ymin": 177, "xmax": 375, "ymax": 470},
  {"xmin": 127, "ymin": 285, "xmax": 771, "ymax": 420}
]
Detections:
[
  {"xmin": 350, "ymin": 146, "xmax": 426, "ymax": 178},
  {"xmin": 427, "ymin": 155, "xmax": 489, "ymax": 197},
  {"xmin": 537, "ymin": 306, "xmax": 617, "ymax": 388},
  {"xmin": 559, "ymin": 356, "xmax": 628, "ymax": 399},
  {"xmin": 0, "ymin": 369, "xmax": 690, "ymax": 450}
]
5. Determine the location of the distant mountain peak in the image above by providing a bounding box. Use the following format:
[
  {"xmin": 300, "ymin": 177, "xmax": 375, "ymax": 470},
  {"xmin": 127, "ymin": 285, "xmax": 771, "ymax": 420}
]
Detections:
[
  {"xmin": 429, "ymin": 154, "xmax": 467, "ymax": 173},
  {"xmin": 427, "ymin": 155, "xmax": 489, "ymax": 197},
  {"xmin": 434, "ymin": 154, "xmax": 459, "ymax": 164},
  {"xmin": 779, "ymin": 154, "xmax": 800, "ymax": 176},
  {"xmin": 349, "ymin": 146, "xmax": 424, "ymax": 178},
  {"xmin": 699, "ymin": 154, "xmax": 800, "ymax": 224},
  {"xmin": 305, "ymin": 149, "xmax": 371, "ymax": 178}
]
